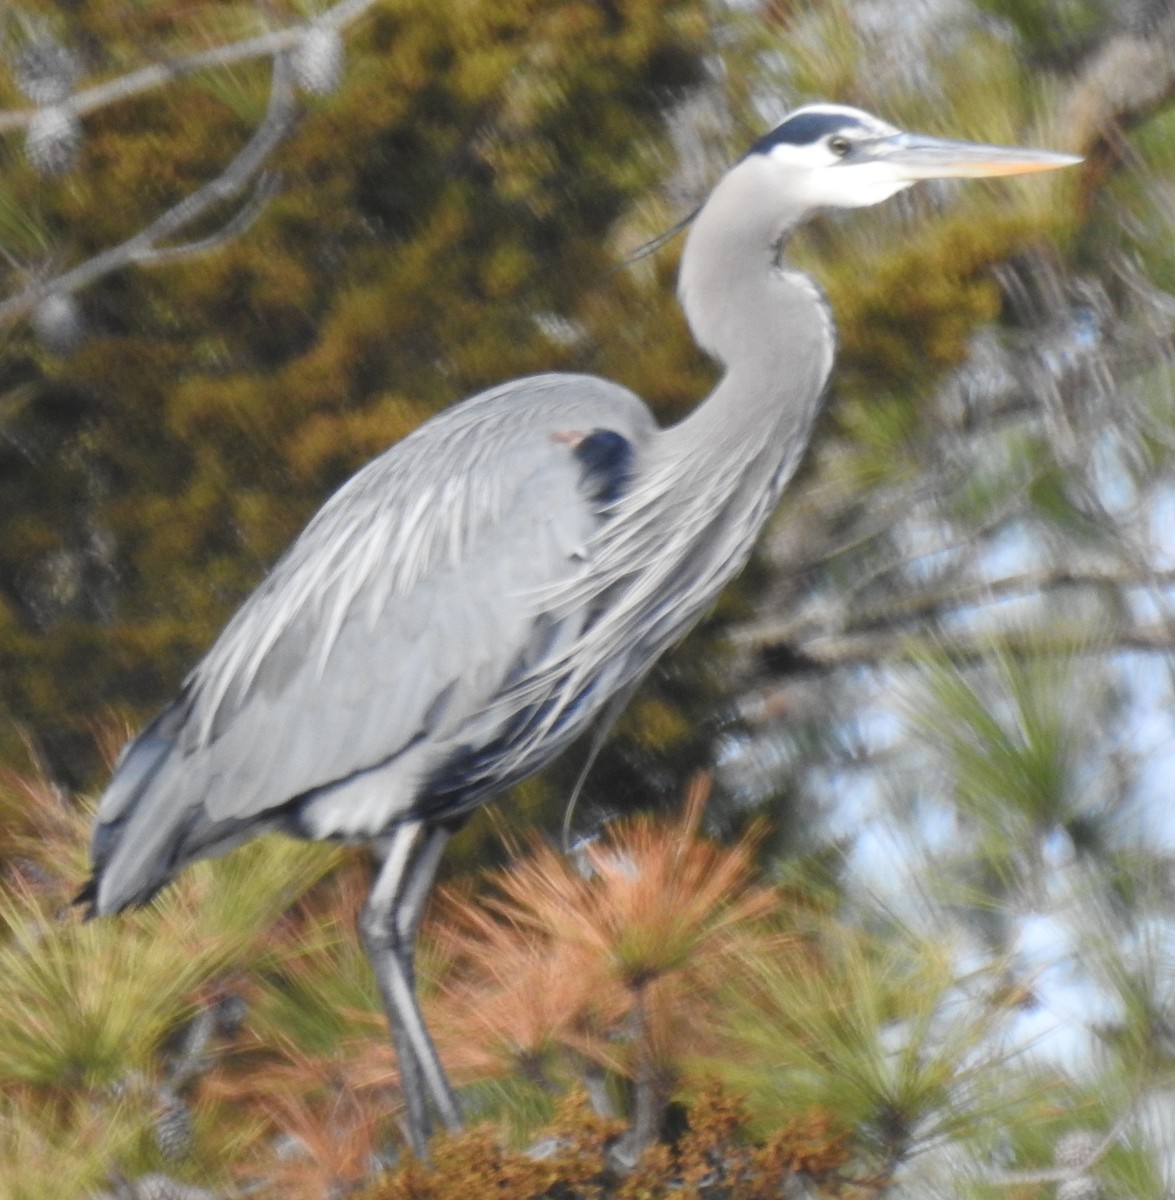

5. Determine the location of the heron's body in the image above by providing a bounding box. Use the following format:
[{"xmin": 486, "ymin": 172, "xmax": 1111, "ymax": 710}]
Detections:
[
  {"xmin": 83, "ymin": 103, "xmax": 1077, "ymax": 1155},
  {"xmin": 91, "ymin": 376, "xmax": 660, "ymax": 889},
  {"xmin": 87, "ymin": 172, "xmax": 836, "ymax": 913}
]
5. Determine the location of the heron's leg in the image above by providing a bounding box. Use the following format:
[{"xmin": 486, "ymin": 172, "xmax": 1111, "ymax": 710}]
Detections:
[
  {"xmin": 394, "ymin": 823, "xmax": 451, "ymax": 961},
  {"xmin": 364, "ymin": 824, "xmax": 431, "ymax": 1155},
  {"xmin": 384, "ymin": 825, "xmax": 453, "ymax": 1142},
  {"xmin": 360, "ymin": 820, "xmax": 460, "ymax": 1157}
]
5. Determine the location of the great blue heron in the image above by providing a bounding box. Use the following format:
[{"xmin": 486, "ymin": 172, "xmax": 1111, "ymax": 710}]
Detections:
[{"xmin": 81, "ymin": 104, "xmax": 1078, "ymax": 1155}]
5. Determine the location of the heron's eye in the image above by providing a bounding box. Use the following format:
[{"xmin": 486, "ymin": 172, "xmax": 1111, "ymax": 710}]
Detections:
[{"xmin": 828, "ymin": 134, "xmax": 852, "ymax": 158}]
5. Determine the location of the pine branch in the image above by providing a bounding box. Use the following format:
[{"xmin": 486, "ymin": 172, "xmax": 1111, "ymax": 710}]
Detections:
[{"xmin": 984, "ymin": 1108, "xmax": 1132, "ymax": 1188}]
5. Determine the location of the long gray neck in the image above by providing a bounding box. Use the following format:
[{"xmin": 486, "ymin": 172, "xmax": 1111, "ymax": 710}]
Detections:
[
  {"xmin": 659, "ymin": 154, "xmax": 833, "ymax": 484},
  {"xmin": 560, "ymin": 158, "xmax": 838, "ymax": 695}
]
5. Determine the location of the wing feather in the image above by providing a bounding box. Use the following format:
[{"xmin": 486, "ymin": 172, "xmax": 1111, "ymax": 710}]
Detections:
[{"xmin": 92, "ymin": 374, "xmax": 656, "ymax": 909}]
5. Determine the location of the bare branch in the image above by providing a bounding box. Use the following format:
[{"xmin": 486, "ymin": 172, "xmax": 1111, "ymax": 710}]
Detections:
[
  {"xmin": 0, "ymin": 56, "xmax": 297, "ymax": 326},
  {"xmin": 778, "ymin": 622, "xmax": 1175, "ymax": 675},
  {"xmin": 0, "ymin": 0, "xmax": 384, "ymax": 328},
  {"xmin": 848, "ymin": 563, "xmax": 1175, "ymax": 635},
  {"xmin": 736, "ymin": 562, "xmax": 1175, "ymax": 657},
  {"xmin": 135, "ymin": 172, "xmax": 281, "ymax": 268},
  {"xmin": 0, "ymin": 0, "xmax": 381, "ymax": 133},
  {"xmin": 1061, "ymin": 10, "xmax": 1175, "ymax": 151}
]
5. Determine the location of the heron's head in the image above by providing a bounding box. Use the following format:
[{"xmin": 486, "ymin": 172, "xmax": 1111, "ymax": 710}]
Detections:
[
  {"xmin": 747, "ymin": 103, "xmax": 1081, "ymax": 209},
  {"xmin": 675, "ymin": 104, "xmax": 1078, "ymax": 365}
]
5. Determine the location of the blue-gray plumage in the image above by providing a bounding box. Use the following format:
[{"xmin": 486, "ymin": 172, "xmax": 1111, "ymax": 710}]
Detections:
[{"xmin": 82, "ymin": 103, "xmax": 1078, "ymax": 1155}]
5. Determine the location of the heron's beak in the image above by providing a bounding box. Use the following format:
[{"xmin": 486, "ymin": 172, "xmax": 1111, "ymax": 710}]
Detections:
[{"xmin": 872, "ymin": 133, "xmax": 1081, "ymax": 180}]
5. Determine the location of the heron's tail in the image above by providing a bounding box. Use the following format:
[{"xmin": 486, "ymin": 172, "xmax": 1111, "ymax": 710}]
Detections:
[
  {"xmin": 79, "ymin": 694, "xmax": 279, "ymax": 917},
  {"xmin": 77, "ymin": 698, "xmax": 189, "ymax": 916}
]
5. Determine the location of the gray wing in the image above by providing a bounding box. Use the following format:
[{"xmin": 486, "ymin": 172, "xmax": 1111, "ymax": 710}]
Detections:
[{"xmin": 90, "ymin": 373, "xmax": 656, "ymax": 912}]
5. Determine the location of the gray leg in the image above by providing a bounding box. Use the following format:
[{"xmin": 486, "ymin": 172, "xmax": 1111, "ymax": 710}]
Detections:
[
  {"xmin": 386, "ymin": 823, "xmax": 452, "ymax": 1148},
  {"xmin": 394, "ymin": 823, "xmax": 451, "ymax": 951},
  {"xmin": 360, "ymin": 820, "xmax": 459, "ymax": 1158}
]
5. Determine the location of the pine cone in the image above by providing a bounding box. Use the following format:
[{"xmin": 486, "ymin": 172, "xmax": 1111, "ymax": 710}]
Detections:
[
  {"xmin": 14, "ymin": 40, "xmax": 77, "ymax": 105},
  {"xmin": 153, "ymin": 1093, "xmax": 193, "ymax": 1162},
  {"xmin": 1054, "ymin": 1129, "xmax": 1100, "ymax": 1171},
  {"xmin": 25, "ymin": 105, "xmax": 81, "ymax": 176},
  {"xmin": 31, "ymin": 292, "xmax": 84, "ymax": 355},
  {"xmin": 291, "ymin": 27, "xmax": 344, "ymax": 96},
  {"xmin": 1054, "ymin": 1130, "xmax": 1103, "ymax": 1200},
  {"xmin": 1057, "ymin": 1178, "xmax": 1100, "ymax": 1200},
  {"xmin": 128, "ymin": 1174, "xmax": 218, "ymax": 1200}
]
